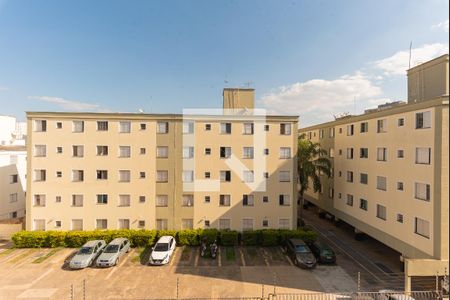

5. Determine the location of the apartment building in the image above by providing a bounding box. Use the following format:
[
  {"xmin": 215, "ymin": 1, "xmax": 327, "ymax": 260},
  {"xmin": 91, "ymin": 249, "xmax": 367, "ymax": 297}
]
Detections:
[
  {"xmin": 26, "ymin": 88, "xmax": 298, "ymax": 232},
  {"xmin": 299, "ymin": 55, "xmax": 449, "ymax": 283}
]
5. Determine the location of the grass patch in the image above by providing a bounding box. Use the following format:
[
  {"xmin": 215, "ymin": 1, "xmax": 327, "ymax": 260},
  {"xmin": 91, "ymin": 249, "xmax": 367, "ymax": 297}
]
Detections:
[
  {"xmin": 32, "ymin": 248, "xmax": 61, "ymax": 263},
  {"xmin": 131, "ymin": 247, "xmax": 152, "ymax": 264},
  {"xmin": 8, "ymin": 249, "xmax": 35, "ymax": 263},
  {"xmin": 0, "ymin": 248, "xmax": 15, "ymax": 256},
  {"xmin": 180, "ymin": 246, "xmax": 191, "ymax": 261},
  {"xmin": 225, "ymin": 247, "xmax": 236, "ymax": 261}
]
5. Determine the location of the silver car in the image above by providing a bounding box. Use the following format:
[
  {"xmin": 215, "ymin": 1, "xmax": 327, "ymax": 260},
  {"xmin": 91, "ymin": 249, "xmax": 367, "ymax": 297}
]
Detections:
[
  {"xmin": 69, "ymin": 240, "xmax": 106, "ymax": 269},
  {"xmin": 96, "ymin": 238, "xmax": 131, "ymax": 267}
]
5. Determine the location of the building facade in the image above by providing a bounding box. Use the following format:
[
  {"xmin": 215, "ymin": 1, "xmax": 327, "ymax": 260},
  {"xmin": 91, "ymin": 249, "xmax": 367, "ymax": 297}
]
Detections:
[
  {"xmin": 299, "ymin": 55, "xmax": 449, "ymax": 283},
  {"xmin": 26, "ymin": 89, "xmax": 298, "ymax": 232}
]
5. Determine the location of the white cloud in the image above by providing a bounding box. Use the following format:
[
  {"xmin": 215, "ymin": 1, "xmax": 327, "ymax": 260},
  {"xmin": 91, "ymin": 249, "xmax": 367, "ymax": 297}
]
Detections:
[
  {"xmin": 260, "ymin": 72, "xmax": 383, "ymax": 126},
  {"xmin": 0, "ymin": 86, "xmax": 8, "ymax": 91},
  {"xmin": 372, "ymin": 43, "xmax": 449, "ymax": 76},
  {"xmin": 432, "ymin": 19, "xmax": 449, "ymax": 33},
  {"xmin": 28, "ymin": 96, "xmax": 102, "ymax": 111}
]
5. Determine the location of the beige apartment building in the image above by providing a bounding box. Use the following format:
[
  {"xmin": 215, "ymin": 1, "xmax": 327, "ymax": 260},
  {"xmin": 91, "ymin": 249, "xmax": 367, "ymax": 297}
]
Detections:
[
  {"xmin": 26, "ymin": 88, "xmax": 298, "ymax": 232},
  {"xmin": 299, "ymin": 55, "xmax": 449, "ymax": 285}
]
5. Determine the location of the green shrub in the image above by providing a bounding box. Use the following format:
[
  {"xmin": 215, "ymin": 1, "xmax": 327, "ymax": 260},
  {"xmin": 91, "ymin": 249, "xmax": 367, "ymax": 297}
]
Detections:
[
  {"xmin": 200, "ymin": 229, "xmax": 219, "ymax": 243},
  {"xmin": 65, "ymin": 231, "xmax": 91, "ymax": 248},
  {"xmin": 260, "ymin": 229, "xmax": 279, "ymax": 246},
  {"xmin": 156, "ymin": 230, "xmax": 177, "ymax": 241},
  {"xmin": 241, "ymin": 230, "xmax": 260, "ymax": 246},
  {"xmin": 219, "ymin": 230, "xmax": 239, "ymax": 246},
  {"xmin": 45, "ymin": 231, "xmax": 67, "ymax": 248},
  {"xmin": 128, "ymin": 230, "xmax": 157, "ymax": 247},
  {"xmin": 177, "ymin": 229, "xmax": 200, "ymax": 246}
]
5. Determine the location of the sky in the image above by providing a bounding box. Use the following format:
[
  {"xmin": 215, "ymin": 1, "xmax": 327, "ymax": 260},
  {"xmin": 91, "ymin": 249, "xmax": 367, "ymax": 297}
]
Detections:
[{"xmin": 0, "ymin": 0, "xmax": 448, "ymax": 127}]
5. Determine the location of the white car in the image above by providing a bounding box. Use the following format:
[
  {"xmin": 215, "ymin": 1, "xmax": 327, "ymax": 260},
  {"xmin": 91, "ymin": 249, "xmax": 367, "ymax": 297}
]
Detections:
[{"xmin": 148, "ymin": 236, "xmax": 176, "ymax": 265}]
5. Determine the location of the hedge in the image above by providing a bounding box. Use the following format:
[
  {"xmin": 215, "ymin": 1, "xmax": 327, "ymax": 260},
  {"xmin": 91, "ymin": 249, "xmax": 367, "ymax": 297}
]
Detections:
[{"xmin": 12, "ymin": 228, "xmax": 316, "ymax": 248}]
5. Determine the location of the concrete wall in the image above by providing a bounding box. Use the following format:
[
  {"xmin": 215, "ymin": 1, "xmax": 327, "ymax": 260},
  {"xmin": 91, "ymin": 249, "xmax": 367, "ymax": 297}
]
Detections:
[{"xmin": 0, "ymin": 223, "xmax": 23, "ymax": 240}]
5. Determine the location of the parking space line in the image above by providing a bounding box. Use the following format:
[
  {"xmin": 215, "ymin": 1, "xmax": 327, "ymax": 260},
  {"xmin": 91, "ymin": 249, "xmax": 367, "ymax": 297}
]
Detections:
[
  {"xmin": 217, "ymin": 247, "xmax": 222, "ymax": 267},
  {"xmin": 261, "ymin": 249, "xmax": 270, "ymax": 266},
  {"xmin": 169, "ymin": 247, "xmax": 178, "ymax": 267},
  {"xmin": 239, "ymin": 248, "xmax": 246, "ymax": 266},
  {"xmin": 279, "ymin": 246, "xmax": 294, "ymax": 266}
]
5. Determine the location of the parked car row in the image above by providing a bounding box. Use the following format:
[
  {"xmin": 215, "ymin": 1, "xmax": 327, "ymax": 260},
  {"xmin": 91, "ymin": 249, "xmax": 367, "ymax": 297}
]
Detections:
[{"xmin": 284, "ymin": 238, "xmax": 336, "ymax": 269}]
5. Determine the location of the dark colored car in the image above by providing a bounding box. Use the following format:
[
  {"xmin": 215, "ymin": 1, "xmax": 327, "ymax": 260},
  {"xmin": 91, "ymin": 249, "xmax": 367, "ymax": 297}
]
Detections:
[
  {"xmin": 285, "ymin": 238, "xmax": 316, "ymax": 269},
  {"xmin": 308, "ymin": 240, "xmax": 336, "ymax": 264}
]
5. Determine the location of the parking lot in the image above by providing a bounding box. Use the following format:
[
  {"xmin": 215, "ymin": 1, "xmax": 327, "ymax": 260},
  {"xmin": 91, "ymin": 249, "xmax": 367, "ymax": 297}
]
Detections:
[{"xmin": 0, "ymin": 245, "xmax": 357, "ymax": 299}]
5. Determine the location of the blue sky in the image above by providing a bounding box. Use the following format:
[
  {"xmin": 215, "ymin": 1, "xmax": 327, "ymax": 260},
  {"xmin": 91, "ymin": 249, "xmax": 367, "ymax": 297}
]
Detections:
[{"xmin": 0, "ymin": 0, "xmax": 448, "ymax": 126}]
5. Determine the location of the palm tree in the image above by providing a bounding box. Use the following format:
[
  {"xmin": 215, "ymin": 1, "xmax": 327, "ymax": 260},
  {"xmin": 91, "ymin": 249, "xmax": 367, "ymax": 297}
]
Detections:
[{"xmin": 297, "ymin": 134, "xmax": 332, "ymax": 222}]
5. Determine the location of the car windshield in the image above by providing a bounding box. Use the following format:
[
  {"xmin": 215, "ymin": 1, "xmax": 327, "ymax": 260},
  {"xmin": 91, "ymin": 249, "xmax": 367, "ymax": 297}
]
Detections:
[
  {"xmin": 78, "ymin": 247, "xmax": 93, "ymax": 255},
  {"xmin": 295, "ymin": 245, "xmax": 310, "ymax": 253},
  {"xmin": 321, "ymin": 249, "xmax": 333, "ymax": 256},
  {"xmin": 154, "ymin": 243, "xmax": 169, "ymax": 252},
  {"xmin": 104, "ymin": 245, "xmax": 119, "ymax": 253}
]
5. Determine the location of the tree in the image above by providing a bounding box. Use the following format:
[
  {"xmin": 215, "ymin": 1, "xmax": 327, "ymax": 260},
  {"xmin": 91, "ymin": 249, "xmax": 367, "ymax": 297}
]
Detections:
[{"xmin": 297, "ymin": 134, "xmax": 332, "ymax": 222}]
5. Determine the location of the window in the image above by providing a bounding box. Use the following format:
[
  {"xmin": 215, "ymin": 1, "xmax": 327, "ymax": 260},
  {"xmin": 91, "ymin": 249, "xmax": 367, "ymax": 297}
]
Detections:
[
  {"xmin": 280, "ymin": 147, "xmax": 291, "ymax": 159},
  {"xmin": 157, "ymin": 170, "xmax": 168, "ymax": 182},
  {"xmin": 415, "ymin": 148, "xmax": 431, "ymax": 164},
  {"xmin": 360, "ymin": 173, "xmax": 368, "ymax": 184},
  {"xmin": 72, "ymin": 195, "xmax": 83, "ymax": 207},
  {"xmin": 140, "ymin": 148, "xmax": 146, "ymax": 155},
  {"xmin": 377, "ymin": 119, "xmax": 387, "ymax": 133},
  {"xmin": 263, "ymin": 172, "xmax": 269, "ymax": 179},
  {"xmin": 34, "ymin": 194, "xmax": 46, "ymax": 206},
  {"xmin": 97, "ymin": 194, "xmax": 108, "ymax": 204},
  {"xmin": 204, "ymin": 196, "xmax": 211, "ymax": 203},
  {"xmin": 329, "ymin": 148, "xmax": 334, "ymax": 158},
  {"xmin": 243, "ymin": 123, "xmax": 254, "ymax": 135},
  {"xmin": 220, "ymin": 195, "xmax": 231, "ymax": 206},
  {"xmin": 377, "ymin": 148, "xmax": 387, "ymax": 161},
  {"xmin": 397, "ymin": 150, "xmax": 404, "ymax": 159},
  {"xmin": 34, "ymin": 120, "xmax": 47, "ymax": 132},
  {"xmin": 398, "ymin": 118, "xmax": 405, "ymax": 127},
  {"xmin": 279, "ymin": 171, "xmax": 291, "ymax": 182},
  {"xmin": 56, "ymin": 171, "xmax": 62, "ymax": 178},
  {"xmin": 243, "ymin": 170, "xmax": 254, "ymax": 183},
  {"xmin": 157, "ymin": 122, "xmax": 169, "ymax": 133},
  {"xmin": 34, "ymin": 170, "xmax": 46, "ymax": 182},
  {"xmin": 376, "ymin": 176, "xmax": 387, "ymax": 191},
  {"xmin": 338, "ymin": 149, "xmax": 342, "ymax": 155},
  {"xmin": 182, "ymin": 219, "xmax": 194, "ymax": 230},
  {"xmin": 119, "ymin": 121, "xmax": 131, "ymax": 133},
  {"xmin": 182, "ymin": 170, "xmax": 194, "ymax": 182},
  {"xmin": 359, "ymin": 199, "xmax": 368, "ymax": 211},
  {"xmin": 57, "ymin": 146, "xmax": 63, "ymax": 154},
  {"xmin": 182, "ymin": 195, "xmax": 194, "ymax": 207},
  {"xmin": 319, "ymin": 130, "xmax": 324, "ymax": 139},
  {"xmin": 139, "ymin": 172, "xmax": 146, "ymax": 179},
  {"xmin": 415, "ymin": 111, "xmax": 431, "ymax": 129},
  {"xmin": 183, "ymin": 147, "xmax": 194, "ymax": 159},
  {"xmin": 205, "ymin": 148, "xmax": 211, "ymax": 155},
  {"xmin": 10, "ymin": 211, "xmax": 17, "ymax": 219},
  {"xmin": 96, "ymin": 219, "xmax": 108, "ymax": 229},
  {"xmin": 97, "ymin": 145, "xmax": 108, "ymax": 156},
  {"xmin": 329, "ymin": 127, "xmax": 335, "ymax": 137},
  {"xmin": 71, "ymin": 219, "xmax": 83, "ymax": 231},
  {"xmin": 219, "ymin": 219, "xmax": 231, "ymax": 230},
  {"xmin": 204, "ymin": 172, "xmax": 211, "ymax": 179},
  {"xmin": 279, "ymin": 219, "xmax": 290, "ymax": 229},
  {"xmin": 397, "ymin": 214, "xmax": 404, "ymax": 223},
  {"xmin": 339, "ymin": 128, "xmax": 343, "ymax": 134},
  {"xmin": 9, "ymin": 193, "xmax": 18, "ymax": 203},
  {"xmin": 262, "ymin": 220, "xmax": 269, "ymax": 227},
  {"xmin": 55, "ymin": 121, "xmax": 62, "ymax": 129},
  {"xmin": 264, "ymin": 148, "xmax": 269, "ymax": 155},
  {"xmin": 205, "ymin": 123, "xmax": 211, "ymax": 131},
  {"xmin": 119, "ymin": 170, "xmax": 131, "ymax": 182},
  {"xmin": 72, "ymin": 145, "xmax": 84, "ymax": 157},
  {"xmin": 118, "ymin": 219, "xmax": 130, "ymax": 229},
  {"xmin": 279, "ymin": 195, "xmax": 290, "ymax": 206},
  {"xmin": 242, "ymin": 219, "xmax": 253, "ymax": 231},
  {"xmin": 263, "ymin": 196, "xmax": 269, "ymax": 203},
  {"xmin": 329, "ymin": 188, "xmax": 334, "ymax": 199},
  {"xmin": 347, "ymin": 124, "xmax": 354, "ymax": 136},
  {"xmin": 156, "ymin": 219, "xmax": 168, "ymax": 230},
  {"xmin": 33, "ymin": 219, "xmax": 46, "ymax": 231},
  {"xmin": 73, "ymin": 121, "xmax": 84, "ymax": 133},
  {"xmin": 10, "ymin": 174, "xmax": 18, "ymax": 184},
  {"xmin": 346, "ymin": 148, "xmax": 354, "ymax": 159},
  {"xmin": 156, "ymin": 146, "xmax": 169, "ymax": 158},
  {"xmin": 346, "ymin": 194, "xmax": 354, "ymax": 206},
  {"xmin": 156, "ymin": 195, "xmax": 168, "ymax": 207},
  {"xmin": 96, "ymin": 170, "xmax": 108, "ymax": 180},
  {"xmin": 346, "ymin": 171, "xmax": 353, "ymax": 183},
  {"xmin": 376, "ymin": 204, "xmax": 387, "ymax": 220},
  {"xmin": 360, "ymin": 122, "xmax": 368, "ymax": 133},
  {"xmin": 360, "ymin": 148, "xmax": 369, "ymax": 159},
  {"xmin": 220, "ymin": 123, "xmax": 232, "ymax": 134},
  {"xmin": 243, "ymin": 147, "xmax": 254, "ymax": 159},
  {"xmin": 414, "ymin": 182, "xmax": 431, "ymax": 201},
  {"xmin": 397, "ymin": 182, "xmax": 404, "ymax": 191},
  {"xmin": 140, "ymin": 123, "xmax": 146, "ymax": 130},
  {"xmin": 34, "ymin": 145, "xmax": 46, "ymax": 157},
  {"xmin": 243, "ymin": 194, "xmax": 254, "ymax": 206},
  {"xmin": 119, "ymin": 195, "xmax": 131, "ymax": 206},
  {"xmin": 414, "ymin": 217, "xmax": 430, "ymax": 238},
  {"xmin": 220, "ymin": 147, "xmax": 231, "ymax": 158},
  {"xmin": 139, "ymin": 196, "xmax": 146, "ymax": 203},
  {"xmin": 138, "ymin": 220, "xmax": 146, "ymax": 228},
  {"xmin": 97, "ymin": 121, "xmax": 108, "ymax": 131},
  {"xmin": 183, "ymin": 121, "xmax": 194, "ymax": 134},
  {"xmin": 119, "ymin": 146, "xmax": 131, "ymax": 158},
  {"xmin": 280, "ymin": 123, "xmax": 291, "ymax": 135},
  {"xmin": 264, "ymin": 124, "xmax": 270, "ymax": 131}
]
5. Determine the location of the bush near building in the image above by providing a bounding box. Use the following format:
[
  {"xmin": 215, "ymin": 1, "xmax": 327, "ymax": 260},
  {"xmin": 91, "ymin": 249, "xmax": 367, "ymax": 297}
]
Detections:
[{"xmin": 11, "ymin": 228, "xmax": 316, "ymax": 248}]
